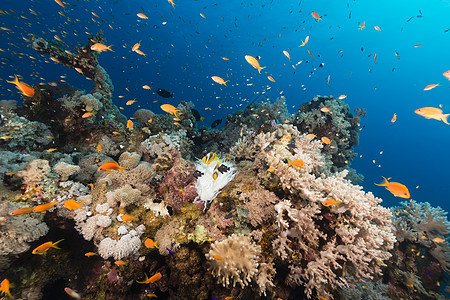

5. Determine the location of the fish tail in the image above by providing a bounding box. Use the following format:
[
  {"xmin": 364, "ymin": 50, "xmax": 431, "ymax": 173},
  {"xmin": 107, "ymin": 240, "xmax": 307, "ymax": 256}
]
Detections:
[
  {"xmin": 107, "ymin": 45, "xmax": 114, "ymax": 52},
  {"xmin": 136, "ymin": 273, "xmax": 149, "ymax": 283},
  {"xmin": 374, "ymin": 176, "xmax": 389, "ymax": 186},
  {"xmin": 258, "ymin": 66, "xmax": 266, "ymax": 74},
  {"xmin": 52, "ymin": 239, "xmax": 64, "ymax": 249},
  {"xmin": 6, "ymin": 75, "xmax": 19, "ymax": 84},
  {"xmin": 442, "ymin": 114, "xmax": 450, "ymax": 125}
]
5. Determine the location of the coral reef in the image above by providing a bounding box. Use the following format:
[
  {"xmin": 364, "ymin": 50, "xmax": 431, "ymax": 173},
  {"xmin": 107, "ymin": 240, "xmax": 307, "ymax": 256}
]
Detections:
[{"xmin": 1, "ymin": 29, "xmax": 447, "ymax": 300}]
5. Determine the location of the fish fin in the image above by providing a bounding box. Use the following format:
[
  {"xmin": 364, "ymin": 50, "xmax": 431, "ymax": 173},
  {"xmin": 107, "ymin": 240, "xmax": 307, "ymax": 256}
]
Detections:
[
  {"xmin": 442, "ymin": 114, "xmax": 450, "ymax": 125},
  {"xmin": 52, "ymin": 239, "xmax": 65, "ymax": 249},
  {"xmin": 136, "ymin": 273, "xmax": 149, "ymax": 284},
  {"xmin": 6, "ymin": 75, "xmax": 19, "ymax": 84},
  {"xmin": 375, "ymin": 176, "xmax": 389, "ymax": 186},
  {"xmin": 258, "ymin": 66, "xmax": 266, "ymax": 73}
]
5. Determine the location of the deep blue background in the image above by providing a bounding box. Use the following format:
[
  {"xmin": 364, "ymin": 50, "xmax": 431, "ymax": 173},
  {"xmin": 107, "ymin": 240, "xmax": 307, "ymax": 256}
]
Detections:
[{"xmin": 0, "ymin": 0, "xmax": 449, "ymax": 212}]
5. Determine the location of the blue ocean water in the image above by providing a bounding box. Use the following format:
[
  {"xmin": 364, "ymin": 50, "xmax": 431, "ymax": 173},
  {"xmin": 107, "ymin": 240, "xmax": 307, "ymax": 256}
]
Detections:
[{"xmin": 1, "ymin": 0, "xmax": 449, "ymax": 215}]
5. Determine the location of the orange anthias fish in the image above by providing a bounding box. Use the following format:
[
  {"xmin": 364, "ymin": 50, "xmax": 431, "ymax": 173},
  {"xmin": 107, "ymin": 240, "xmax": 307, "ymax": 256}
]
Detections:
[
  {"xmin": 321, "ymin": 137, "xmax": 332, "ymax": 144},
  {"xmin": 415, "ymin": 107, "xmax": 450, "ymax": 124},
  {"xmin": 63, "ymin": 199, "xmax": 84, "ymax": 210},
  {"xmin": 0, "ymin": 278, "xmax": 12, "ymax": 298},
  {"xmin": 32, "ymin": 201, "xmax": 57, "ymax": 213},
  {"xmin": 299, "ymin": 35, "xmax": 309, "ymax": 47},
  {"xmin": 287, "ymin": 159, "xmax": 305, "ymax": 169},
  {"xmin": 127, "ymin": 119, "xmax": 134, "ymax": 130},
  {"xmin": 213, "ymin": 255, "xmax": 225, "ymax": 262},
  {"xmin": 267, "ymin": 76, "xmax": 276, "ymax": 82},
  {"xmin": 84, "ymin": 252, "xmax": 97, "ymax": 257},
  {"xmin": 338, "ymin": 95, "xmax": 347, "ymax": 100},
  {"xmin": 391, "ymin": 113, "xmax": 397, "ymax": 123},
  {"xmin": 359, "ymin": 21, "xmax": 366, "ymax": 30},
  {"xmin": 211, "ymin": 76, "xmax": 228, "ymax": 86},
  {"xmin": 222, "ymin": 57, "xmax": 229, "ymax": 61},
  {"xmin": 374, "ymin": 25, "xmax": 381, "ymax": 31},
  {"xmin": 55, "ymin": 0, "xmax": 65, "ymax": 8},
  {"xmin": 7, "ymin": 75, "xmax": 35, "ymax": 97},
  {"xmin": 245, "ymin": 55, "xmax": 266, "ymax": 74},
  {"xmin": 137, "ymin": 272, "xmax": 162, "ymax": 284},
  {"xmin": 90, "ymin": 43, "xmax": 113, "ymax": 52},
  {"xmin": 32, "ymin": 239, "xmax": 64, "ymax": 255},
  {"xmin": 9, "ymin": 207, "xmax": 33, "ymax": 215},
  {"xmin": 82, "ymin": 112, "xmax": 94, "ymax": 119},
  {"xmin": 144, "ymin": 238, "xmax": 159, "ymax": 249},
  {"xmin": 322, "ymin": 199, "xmax": 343, "ymax": 208},
  {"xmin": 375, "ymin": 177, "xmax": 410, "ymax": 198},
  {"xmin": 64, "ymin": 287, "xmax": 82, "ymax": 299},
  {"xmin": 160, "ymin": 104, "xmax": 181, "ymax": 117},
  {"xmin": 135, "ymin": 49, "xmax": 146, "ymax": 56},
  {"xmin": 120, "ymin": 214, "xmax": 135, "ymax": 222},
  {"xmin": 432, "ymin": 237, "xmax": 445, "ymax": 243},
  {"xmin": 443, "ymin": 70, "xmax": 450, "ymax": 80},
  {"xmin": 115, "ymin": 260, "xmax": 127, "ymax": 266},
  {"xmin": 97, "ymin": 161, "xmax": 127, "ymax": 174},
  {"xmin": 423, "ymin": 83, "xmax": 440, "ymax": 91},
  {"xmin": 311, "ymin": 11, "xmax": 322, "ymax": 21},
  {"xmin": 283, "ymin": 50, "xmax": 290, "ymax": 60},
  {"xmin": 137, "ymin": 13, "xmax": 148, "ymax": 19},
  {"xmin": 168, "ymin": 0, "xmax": 175, "ymax": 8}
]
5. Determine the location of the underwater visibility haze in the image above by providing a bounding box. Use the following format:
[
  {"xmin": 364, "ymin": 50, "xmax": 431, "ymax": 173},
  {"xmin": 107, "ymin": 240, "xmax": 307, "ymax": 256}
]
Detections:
[{"xmin": 0, "ymin": 0, "xmax": 449, "ymax": 299}]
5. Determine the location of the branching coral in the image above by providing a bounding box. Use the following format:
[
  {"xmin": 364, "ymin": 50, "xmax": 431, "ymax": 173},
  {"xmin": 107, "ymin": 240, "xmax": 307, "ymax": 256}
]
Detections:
[{"xmin": 234, "ymin": 124, "xmax": 396, "ymax": 298}]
